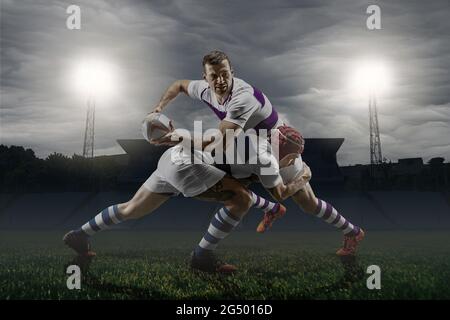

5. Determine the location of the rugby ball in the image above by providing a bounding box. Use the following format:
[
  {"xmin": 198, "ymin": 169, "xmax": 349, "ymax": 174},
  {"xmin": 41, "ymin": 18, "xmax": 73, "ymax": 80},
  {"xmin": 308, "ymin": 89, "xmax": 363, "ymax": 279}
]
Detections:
[{"xmin": 142, "ymin": 113, "xmax": 173, "ymax": 142}]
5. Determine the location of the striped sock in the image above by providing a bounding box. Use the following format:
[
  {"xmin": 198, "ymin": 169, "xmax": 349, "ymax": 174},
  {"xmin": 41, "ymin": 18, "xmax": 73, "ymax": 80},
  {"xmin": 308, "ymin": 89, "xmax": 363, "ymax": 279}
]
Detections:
[
  {"xmin": 250, "ymin": 191, "xmax": 280, "ymax": 213},
  {"xmin": 75, "ymin": 204, "xmax": 124, "ymax": 237},
  {"xmin": 195, "ymin": 207, "xmax": 240, "ymax": 256},
  {"xmin": 314, "ymin": 199, "xmax": 360, "ymax": 236}
]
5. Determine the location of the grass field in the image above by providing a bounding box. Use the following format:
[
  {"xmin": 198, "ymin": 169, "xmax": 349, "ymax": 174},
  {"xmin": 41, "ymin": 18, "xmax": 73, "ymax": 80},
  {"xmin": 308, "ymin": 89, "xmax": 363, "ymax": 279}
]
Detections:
[{"xmin": 1, "ymin": 230, "xmax": 449, "ymax": 300}]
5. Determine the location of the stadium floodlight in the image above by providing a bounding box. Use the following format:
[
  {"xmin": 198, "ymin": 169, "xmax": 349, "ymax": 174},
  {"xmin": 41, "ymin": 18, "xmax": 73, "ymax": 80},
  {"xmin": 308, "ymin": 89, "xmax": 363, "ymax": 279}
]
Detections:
[
  {"xmin": 72, "ymin": 59, "xmax": 116, "ymax": 97},
  {"xmin": 349, "ymin": 59, "xmax": 390, "ymax": 97},
  {"xmin": 71, "ymin": 58, "xmax": 117, "ymax": 158},
  {"xmin": 349, "ymin": 59, "xmax": 390, "ymax": 166}
]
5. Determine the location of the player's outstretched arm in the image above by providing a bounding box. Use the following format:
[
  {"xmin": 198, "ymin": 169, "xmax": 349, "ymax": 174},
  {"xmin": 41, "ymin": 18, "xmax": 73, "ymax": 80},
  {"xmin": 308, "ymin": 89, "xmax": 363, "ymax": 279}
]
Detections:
[
  {"xmin": 150, "ymin": 118, "xmax": 241, "ymax": 149},
  {"xmin": 215, "ymin": 119, "xmax": 243, "ymax": 150},
  {"xmin": 269, "ymin": 164, "xmax": 312, "ymax": 202},
  {"xmin": 152, "ymin": 79, "xmax": 191, "ymax": 113}
]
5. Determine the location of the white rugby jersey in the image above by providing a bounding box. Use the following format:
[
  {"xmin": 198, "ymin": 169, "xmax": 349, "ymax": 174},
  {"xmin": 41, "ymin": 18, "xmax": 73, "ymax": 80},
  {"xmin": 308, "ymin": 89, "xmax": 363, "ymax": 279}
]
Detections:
[
  {"xmin": 187, "ymin": 77, "xmax": 282, "ymax": 131},
  {"xmin": 220, "ymin": 133, "xmax": 304, "ymax": 189},
  {"xmin": 212, "ymin": 133, "xmax": 283, "ymax": 189},
  {"xmin": 228, "ymin": 136, "xmax": 282, "ymax": 189}
]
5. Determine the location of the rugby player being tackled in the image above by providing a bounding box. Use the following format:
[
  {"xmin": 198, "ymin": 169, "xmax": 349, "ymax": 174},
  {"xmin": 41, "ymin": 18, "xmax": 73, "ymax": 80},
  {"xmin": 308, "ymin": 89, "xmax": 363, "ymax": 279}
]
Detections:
[{"xmin": 152, "ymin": 50, "xmax": 365, "ymax": 258}]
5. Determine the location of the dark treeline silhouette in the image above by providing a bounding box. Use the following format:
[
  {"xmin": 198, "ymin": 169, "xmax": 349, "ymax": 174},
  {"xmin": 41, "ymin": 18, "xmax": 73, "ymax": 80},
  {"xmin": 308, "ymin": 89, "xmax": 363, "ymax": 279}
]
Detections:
[
  {"xmin": 0, "ymin": 145, "xmax": 124, "ymax": 192},
  {"xmin": 1, "ymin": 144, "xmax": 450, "ymax": 193}
]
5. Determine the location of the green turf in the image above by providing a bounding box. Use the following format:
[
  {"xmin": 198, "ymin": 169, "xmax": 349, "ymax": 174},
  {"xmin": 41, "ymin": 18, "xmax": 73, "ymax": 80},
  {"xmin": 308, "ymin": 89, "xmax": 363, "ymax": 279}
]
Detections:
[{"xmin": 0, "ymin": 230, "xmax": 449, "ymax": 299}]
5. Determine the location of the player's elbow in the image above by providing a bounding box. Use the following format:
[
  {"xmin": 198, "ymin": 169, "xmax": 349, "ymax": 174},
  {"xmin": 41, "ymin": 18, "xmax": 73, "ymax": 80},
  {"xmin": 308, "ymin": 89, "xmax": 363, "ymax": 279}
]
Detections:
[
  {"xmin": 227, "ymin": 189, "xmax": 253, "ymax": 217},
  {"xmin": 235, "ymin": 190, "xmax": 253, "ymax": 211}
]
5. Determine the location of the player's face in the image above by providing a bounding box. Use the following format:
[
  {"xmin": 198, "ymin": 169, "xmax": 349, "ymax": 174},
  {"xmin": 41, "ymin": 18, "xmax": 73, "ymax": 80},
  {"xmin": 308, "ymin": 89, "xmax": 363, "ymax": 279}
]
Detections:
[{"xmin": 203, "ymin": 59, "xmax": 233, "ymax": 96}]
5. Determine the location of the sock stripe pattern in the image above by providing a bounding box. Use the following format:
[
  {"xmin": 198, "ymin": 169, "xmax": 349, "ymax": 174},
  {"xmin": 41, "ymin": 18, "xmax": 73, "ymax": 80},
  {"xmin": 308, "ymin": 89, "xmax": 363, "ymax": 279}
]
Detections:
[
  {"xmin": 250, "ymin": 191, "xmax": 277, "ymax": 213},
  {"xmin": 210, "ymin": 219, "xmax": 231, "ymax": 238},
  {"xmin": 314, "ymin": 199, "xmax": 360, "ymax": 236},
  {"xmin": 218, "ymin": 207, "xmax": 239, "ymax": 227},
  {"xmin": 80, "ymin": 204, "xmax": 123, "ymax": 236},
  {"xmin": 198, "ymin": 207, "xmax": 241, "ymax": 252},
  {"xmin": 331, "ymin": 213, "xmax": 341, "ymax": 225},
  {"xmin": 109, "ymin": 205, "xmax": 123, "ymax": 224},
  {"xmin": 272, "ymin": 203, "xmax": 280, "ymax": 213}
]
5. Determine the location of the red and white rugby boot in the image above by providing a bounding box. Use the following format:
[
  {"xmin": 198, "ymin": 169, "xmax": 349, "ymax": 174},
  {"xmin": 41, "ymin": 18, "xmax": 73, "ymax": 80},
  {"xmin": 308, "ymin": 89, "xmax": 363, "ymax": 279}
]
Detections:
[
  {"xmin": 256, "ymin": 203, "xmax": 287, "ymax": 233},
  {"xmin": 336, "ymin": 229, "xmax": 365, "ymax": 256}
]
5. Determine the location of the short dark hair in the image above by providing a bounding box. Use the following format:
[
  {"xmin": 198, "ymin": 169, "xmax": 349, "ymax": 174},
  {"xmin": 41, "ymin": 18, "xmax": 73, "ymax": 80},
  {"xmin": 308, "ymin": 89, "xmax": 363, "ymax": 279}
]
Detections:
[{"xmin": 202, "ymin": 50, "xmax": 231, "ymax": 69}]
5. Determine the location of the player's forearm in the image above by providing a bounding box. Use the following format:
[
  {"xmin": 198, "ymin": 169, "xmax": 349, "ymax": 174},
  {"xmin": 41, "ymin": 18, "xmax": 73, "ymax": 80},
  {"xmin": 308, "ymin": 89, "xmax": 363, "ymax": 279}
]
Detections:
[
  {"xmin": 219, "ymin": 123, "xmax": 243, "ymax": 155},
  {"xmin": 154, "ymin": 80, "xmax": 186, "ymax": 112},
  {"xmin": 173, "ymin": 133, "xmax": 214, "ymax": 151}
]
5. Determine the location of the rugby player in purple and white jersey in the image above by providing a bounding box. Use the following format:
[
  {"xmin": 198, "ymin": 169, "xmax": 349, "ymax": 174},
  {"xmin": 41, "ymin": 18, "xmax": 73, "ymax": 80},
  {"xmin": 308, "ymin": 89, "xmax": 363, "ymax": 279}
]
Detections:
[{"xmin": 152, "ymin": 50, "xmax": 365, "ymax": 257}]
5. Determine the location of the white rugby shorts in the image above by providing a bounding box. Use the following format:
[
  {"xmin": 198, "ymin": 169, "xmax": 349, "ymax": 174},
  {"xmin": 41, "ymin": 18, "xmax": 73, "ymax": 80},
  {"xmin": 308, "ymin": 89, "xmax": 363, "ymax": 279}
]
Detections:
[{"xmin": 143, "ymin": 146, "xmax": 226, "ymax": 197}]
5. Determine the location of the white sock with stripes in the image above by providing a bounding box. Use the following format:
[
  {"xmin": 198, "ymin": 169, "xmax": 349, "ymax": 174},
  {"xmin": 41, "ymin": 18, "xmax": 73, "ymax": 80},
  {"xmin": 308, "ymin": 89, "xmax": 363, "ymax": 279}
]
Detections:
[
  {"xmin": 250, "ymin": 191, "xmax": 279, "ymax": 213},
  {"xmin": 195, "ymin": 207, "xmax": 240, "ymax": 256},
  {"xmin": 314, "ymin": 199, "xmax": 360, "ymax": 236},
  {"xmin": 75, "ymin": 204, "xmax": 124, "ymax": 236}
]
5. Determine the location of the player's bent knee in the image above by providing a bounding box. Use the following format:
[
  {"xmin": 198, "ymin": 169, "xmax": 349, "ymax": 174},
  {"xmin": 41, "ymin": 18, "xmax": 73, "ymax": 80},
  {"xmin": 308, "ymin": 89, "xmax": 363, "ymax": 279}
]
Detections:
[
  {"xmin": 232, "ymin": 189, "xmax": 253, "ymax": 211},
  {"xmin": 240, "ymin": 188, "xmax": 254, "ymax": 207}
]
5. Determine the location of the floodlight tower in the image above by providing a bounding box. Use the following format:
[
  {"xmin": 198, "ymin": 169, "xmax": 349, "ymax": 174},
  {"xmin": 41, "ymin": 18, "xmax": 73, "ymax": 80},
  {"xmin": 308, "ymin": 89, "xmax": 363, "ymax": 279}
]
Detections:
[
  {"xmin": 369, "ymin": 92, "xmax": 382, "ymax": 165},
  {"xmin": 74, "ymin": 59, "xmax": 115, "ymax": 159},
  {"xmin": 82, "ymin": 95, "xmax": 95, "ymax": 158}
]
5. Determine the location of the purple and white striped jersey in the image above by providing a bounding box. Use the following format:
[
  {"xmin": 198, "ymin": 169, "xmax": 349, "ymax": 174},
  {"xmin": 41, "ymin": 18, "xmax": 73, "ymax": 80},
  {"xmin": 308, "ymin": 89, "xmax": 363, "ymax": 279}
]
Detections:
[{"xmin": 187, "ymin": 77, "xmax": 282, "ymax": 131}]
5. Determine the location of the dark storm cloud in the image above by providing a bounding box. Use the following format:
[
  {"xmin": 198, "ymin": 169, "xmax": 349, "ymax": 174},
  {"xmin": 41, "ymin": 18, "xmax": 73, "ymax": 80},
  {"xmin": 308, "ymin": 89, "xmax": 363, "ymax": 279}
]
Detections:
[{"xmin": 1, "ymin": 0, "xmax": 449, "ymax": 164}]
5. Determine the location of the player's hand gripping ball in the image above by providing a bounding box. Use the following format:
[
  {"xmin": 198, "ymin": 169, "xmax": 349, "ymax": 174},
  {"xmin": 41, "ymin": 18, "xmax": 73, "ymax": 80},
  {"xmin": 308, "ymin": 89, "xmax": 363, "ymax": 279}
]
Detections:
[{"xmin": 142, "ymin": 112, "xmax": 174, "ymax": 143}]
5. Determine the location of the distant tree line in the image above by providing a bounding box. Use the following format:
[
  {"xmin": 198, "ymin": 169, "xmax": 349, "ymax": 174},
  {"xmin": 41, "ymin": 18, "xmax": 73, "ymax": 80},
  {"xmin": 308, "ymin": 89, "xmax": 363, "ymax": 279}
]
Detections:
[
  {"xmin": 343, "ymin": 159, "xmax": 450, "ymax": 192},
  {"xmin": 0, "ymin": 145, "xmax": 124, "ymax": 193},
  {"xmin": 2, "ymin": 144, "xmax": 450, "ymax": 194}
]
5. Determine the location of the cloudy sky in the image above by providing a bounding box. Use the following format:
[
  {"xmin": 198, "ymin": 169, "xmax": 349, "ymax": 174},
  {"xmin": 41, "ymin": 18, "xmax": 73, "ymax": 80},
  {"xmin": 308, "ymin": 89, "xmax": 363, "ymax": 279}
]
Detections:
[{"xmin": 1, "ymin": 0, "xmax": 449, "ymax": 165}]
